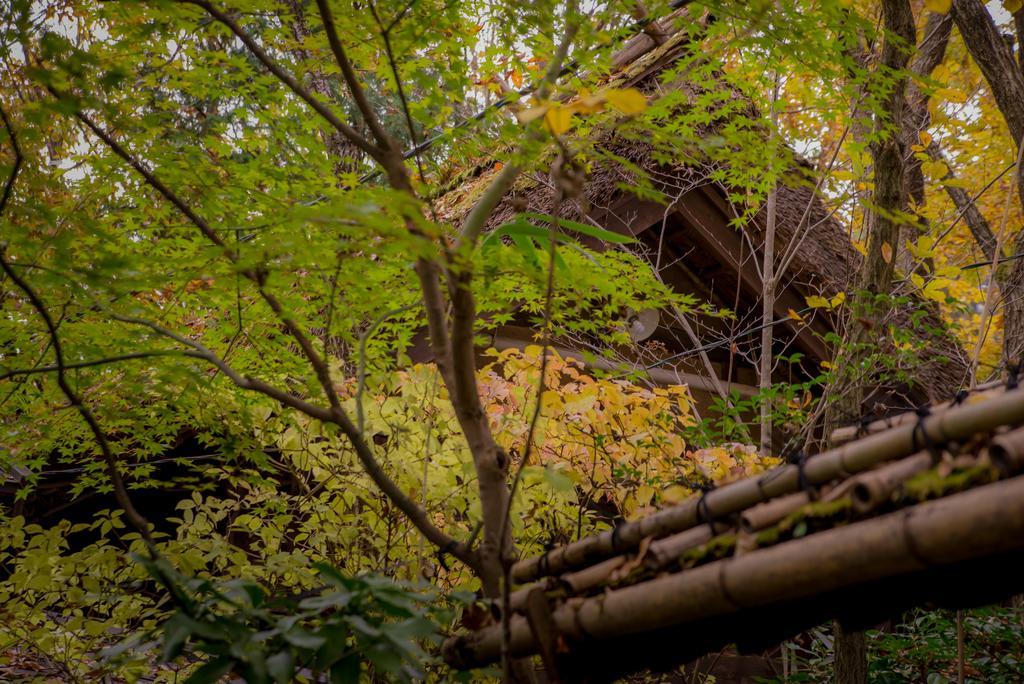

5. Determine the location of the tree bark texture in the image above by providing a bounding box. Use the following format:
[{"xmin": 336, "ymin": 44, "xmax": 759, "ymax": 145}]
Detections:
[
  {"xmin": 834, "ymin": 621, "xmax": 869, "ymax": 684},
  {"xmin": 283, "ymin": 0, "xmax": 364, "ymax": 174},
  {"xmin": 952, "ymin": 0, "xmax": 1024, "ymax": 368},
  {"xmin": 832, "ymin": 1, "xmax": 915, "ymax": 680},
  {"xmin": 898, "ymin": 12, "xmax": 952, "ymax": 273}
]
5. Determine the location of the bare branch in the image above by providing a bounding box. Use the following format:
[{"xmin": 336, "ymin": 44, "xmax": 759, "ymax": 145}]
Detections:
[
  {"xmin": 314, "ymin": 0, "xmax": 394, "ymax": 149},
  {"xmin": 0, "ymin": 349, "xmax": 207, "ymax": 380},
  {"xmin": 0, "ymin": 105, "xmax": 22, "ymax": 216},
  {"xmin": 66, "ymin": 103, "xmax": 344, "ymax": 414},
  {"xmin": 1, "ymin": 107, "xmax": 154, "ymax": 544},
  {"xmin": 929, "ymin": 142, "xmax": 997, "ymax": 260},
  {"xmin": 970, "ymin": 141, "xmax": 1024, "ymax": 386},
  {"xmin": 367, "ymin": 0, "xmax": 432, "ymax": 190},
  {"xmin": 180, "ymin": 0, "xmax": 382, "ymax": 162},
  {"xmin": 497, "ymin": 176, "xmax": 564, "ymax": 681},
  {"xmin": 454, "ymin": 16, "xmax": 580, "ymax": 250},
  {"xmin": 53, "ymin": 88, "xmax": 469, "ymax": 566},
  {"xmin": 112, "ymin": 313, "xmax": 475, "ymax": 566},
  {"xmin": 0, "ymin": 251, "xmax": 154, "ymax": 544}
]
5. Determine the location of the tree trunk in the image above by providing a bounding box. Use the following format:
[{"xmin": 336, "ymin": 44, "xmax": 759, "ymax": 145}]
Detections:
[
  {"xmin": 282, "ymin": 0, "xmax": 364, "ymax": 175},
  {"xmin": 830, "ymin": 2, "xmax": 916, "ymax": 681},
  {"xmin": 834, "ymin": 621, "xmax": 869, "ymax": 684},
  {"xmin": 898, "ymin": 12, "xmax": 952, "ymax": 273},
  {"xmin": 951, "ymin": 0, "xmax": 1024, "ymax": 369},
  {"xmin": 759, "ymin": 75, "xmax": 780, "ymax": 456}
]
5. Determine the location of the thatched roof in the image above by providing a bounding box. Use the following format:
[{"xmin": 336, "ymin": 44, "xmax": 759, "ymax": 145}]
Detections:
[
  {"xmin": 436, "ymin": 15, "xmax": 969, "ymax": 404},
  {"xmin": 443, "ymin": 385, "xmax": 1024, "ymax": 678}
]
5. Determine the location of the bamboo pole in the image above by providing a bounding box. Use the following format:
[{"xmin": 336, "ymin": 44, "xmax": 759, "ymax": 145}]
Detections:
[
  {"xmin": 611, "ymin": 10, "xmax": 688, "ymax": 68},
  {"xmin": 511, "ymin": 387, "xmax": 1024, "ymax": 584},
  {"xmin": 506, "ymin": 523, "xmax": 723, "ymax": 614},
  {"xmin": 848, "ymin": 451, "xmax": 934, "ymax": 515},
  {"xmin": 829, "ymin": 383, "xmax": 1005, "ymax": 445},
  {"xmin": 989, "ymin": 425, "xmax": 1024, "ymax": 475},
  {"xmin": 740, "ymin": 492, "xmax": 811, "ymax": 532},
  {"xmin": 446, "ymin": 474, "xmax": 1024, "ymax": 668}
]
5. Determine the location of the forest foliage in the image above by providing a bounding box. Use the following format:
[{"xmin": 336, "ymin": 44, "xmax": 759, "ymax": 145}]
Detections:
[{"xmin": 1, "ymin": 0, "xmax": 1024, "ymax": 681}]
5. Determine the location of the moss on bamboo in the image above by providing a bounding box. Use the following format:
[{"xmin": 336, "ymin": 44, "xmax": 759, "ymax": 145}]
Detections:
[
  {"xmin": 901, "ymin": 464, "xmax": 999, "ymax": 503},
  {"xmin": 678, "ymin": 533, "xmax": 738, "ymax": 569},
  {"xmin": 748, "ymin": 497, "xmax": 854, "ymax": 550}
]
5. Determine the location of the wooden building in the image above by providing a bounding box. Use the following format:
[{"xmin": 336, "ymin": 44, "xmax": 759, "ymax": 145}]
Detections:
[{"xmin": 433, "ymin": 18, "xmax": 968, "ymax": 426}]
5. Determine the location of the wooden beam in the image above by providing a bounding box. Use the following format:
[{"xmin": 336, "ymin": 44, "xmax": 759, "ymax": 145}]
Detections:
[{"xmin": 673, "ymin": 187, "xmax": 832, "ymax": 362}]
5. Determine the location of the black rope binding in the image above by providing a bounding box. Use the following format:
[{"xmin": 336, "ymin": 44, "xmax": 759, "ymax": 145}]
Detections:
[
  {"xmin": 786, "ymin": 449, "xmax": 818, "ymax": 500},
  {"xmin": 856, "ymin": 412, "xmax": 875, "ymax": 438},
  {"xmin": 1008, "ymin": 363, "xmax": 1021, "ymax": 391},
  {"xmin": 755, "ymin": 473, "xmax": 770, "ymax": 501},
  {"xmin": 610, "ymin": 522, "xmax": 625, "ymax": 553},
  {"xmin": 695, "ymin": 481, "xmax": 718, "ymax": 535},
  {"xmin": 538, "ymin": 548, "xmax": 552, "ymax": 577},
  {"xmin": 913, "ymin": 405, "xmax": 944, "ymax": 465}
]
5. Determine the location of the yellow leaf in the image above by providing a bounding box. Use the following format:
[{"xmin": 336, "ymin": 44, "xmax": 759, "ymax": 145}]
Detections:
[
  {"xmin": 807, "ymin": 292, "xmax": 844, "ymax": 310},
  {"xmin": 806, "ymin": 295, "xmax": 830, "ymax": 309},
  {"xmin": 942, "ymin": 176, "xmax": 972, "ymax": 189},
  {"xmin": 787, "ymin": 308, "xmax": 805, "ymax": 322},
  {"xmin": 821, "ymin": 360, "xmax": 835, "ymax": 370},
  {"xmin": 662, "ymin": 485, "xmax": 691, "ymax": 504},
  {"xmin": 566, "ymin": 88, "xmax": 606, "ymax": 115},
  {"xmin": 925, "ymin": 0, "xmax": 951, "ymax": 13},
  {"xmin": 635, "ymin": 485, "xmax": 655, "ymax": 507},
  {"xmin": 544, "ymin": 105, "xmax": 573, "ymax": 135},
  {"xmin": 605, "ymin": 88, "xmax": 648, "ymax": 115},
  {"xmin": 918, "ymin": 130, "xmax": 933, "ymax": 147},
  {"xmin": 907, "ymin": 235, "xmax": 937, "ymax": 260},
  {"xmin": 937, "ymin": 86, "xmax": 968, "ymax": 104},
  {"xmin": 923, "ymin": 279, "xmax": 947, "ymax": 302},
  {"xmin": 1005, "ymin": 0, "xmax": 1023, "ymax": 13},
  {"xmin": 922, "ymin": 158, "xmax": 949, "ymax": 180},
  {"xmin": 881, "ymin": 242, "xmax": 893, "ymax": 263},
  {"xmin": 516, "ymin": 103, "xmax": 550, "ymax": 124}
]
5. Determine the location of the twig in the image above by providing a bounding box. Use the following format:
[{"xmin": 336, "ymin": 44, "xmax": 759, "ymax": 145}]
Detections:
[
  {"xmin": 453, "ymin": 16, "xmax": 579, "ymax": 251},
  {"xmin": 314, "ymin": 0, "xmax": 394, "ymax": 149},
  {"xmin": 0, "ymin": 106, "xmax": 153, "ymax": 545},
  {"xmin": 65, "ymin": 101, "xmax": 346, "ymax": 416},
  {"xmin": 111, "ymin": 313, "xmax": 475, "ymax": 566},
  {"xmin": 0, "ymin": 105, "xmax": 22, "ymax": 215},
  {"xmin": 0, "ymin": 349, "xmax": 207, "ymax": 380},
  {"xmin": 356, "ymin": 303, "xmax": 417, "ymax": 433},
  {"xmin": 58, "ymin": 90, "xmax": 467, "ymax": 563},
  {"xmin": 969, "ymin": 141, "xmax": 1024, "ymax": 387},
  {"xmin": 180, "ymin": 0, "xmax": 382, "ymax": 162},
  {"xmin": 498, "ymin": 185, "xmax": 564, "ymax": 680},
  {"xmin": 0, "ymin": 251, "xmax": 155, "ymax": 544},
  {"xmin": 367, "ymin": 0, "xmax": 431, "ymax": 190}
]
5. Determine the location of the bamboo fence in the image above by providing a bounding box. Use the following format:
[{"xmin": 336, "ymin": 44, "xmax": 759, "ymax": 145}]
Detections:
[
  {"xmin": 510, "ymin": 386, "xmax": 1024, "ymax": 584},
  {"xmin": 445, "ymin": 390, "xmax": 1024, "ymax": 671},
  {"xmin": 445, "ymin": 472, "xmax": 1024, "ymax": 667}
]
